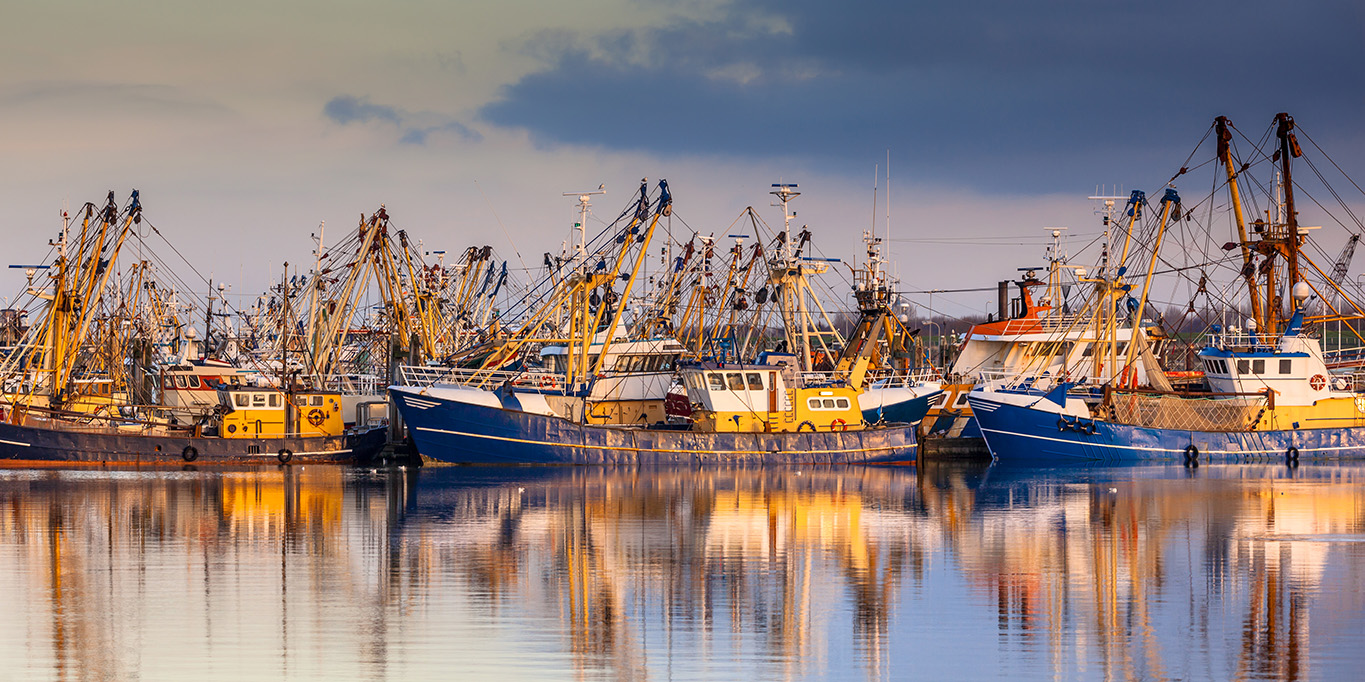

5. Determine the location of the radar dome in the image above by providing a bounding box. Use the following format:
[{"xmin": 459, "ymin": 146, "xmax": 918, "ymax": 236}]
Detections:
[{"xmin": 1292, "ymin": 281, "xmax": 1312, "ymax": 303}]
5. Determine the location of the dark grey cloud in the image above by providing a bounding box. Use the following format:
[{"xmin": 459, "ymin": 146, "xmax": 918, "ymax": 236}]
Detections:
[
  {"xmin": 325, "ymin": 95, "xmax": 481, "ymax": 144},
  {"xmin": 324, "ymin": 95, "xmax": 402, "ymax": 125},
  {"xmin": 479, "ymin": 0, "xmax": 1365, "ymax": 191}
]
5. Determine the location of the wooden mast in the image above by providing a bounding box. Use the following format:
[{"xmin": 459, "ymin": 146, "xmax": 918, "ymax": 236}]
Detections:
[{"xmin": 1216, "ymin": 116, "xmax": 1266, "ymax": 333}]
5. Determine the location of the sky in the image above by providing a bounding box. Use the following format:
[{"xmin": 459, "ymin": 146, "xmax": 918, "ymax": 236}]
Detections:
[{"xmin": 1, "ymin": 0, "xmax": 1362, "ymax": 320}]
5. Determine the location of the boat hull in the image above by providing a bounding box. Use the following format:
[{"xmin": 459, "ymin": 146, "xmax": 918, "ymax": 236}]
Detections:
[
  {"xmin": 968, "ymin": 391, "xmax": 1365, "ymax": 465},
  {"xmin": 859, "ymin": 385, "xmax": 942, "ymax": 426},
  {"xmin": 392, "ymin": 386, "xmax": 916, "ymax": 465},
  {"xmin": 0, "ymin": 420, "xmax": 389, "ymax": 466}
]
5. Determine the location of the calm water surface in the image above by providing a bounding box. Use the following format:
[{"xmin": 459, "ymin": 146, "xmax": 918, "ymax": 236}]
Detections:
[{"xmin": 1, "ymin": 462, "xmax": 1363, "ymax": 681}]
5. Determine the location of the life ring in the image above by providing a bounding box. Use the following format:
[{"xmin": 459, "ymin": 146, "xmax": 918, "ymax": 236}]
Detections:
[
  {"xmin": 831, "ymin": 418, "xmax": 847, "ymax": 432},
  {"xmin": 1310, "ymin": 374, "xmax": 1327, "ymax": 391},
  {"xmin": 1183, "ymin": 444, "xmax": 1198, "ymax": 466},
  {"xmin": 182, "ymin": 446, "xmax": 198, "ymax": 462},
  {"xmin": 1286, "ymin": 446, "xmax": 1299, "ymax": 462},
  {"xmin": 796, "ymin": 420, "xmax": 816, "ymax": 432},
  {"xmin": 278, "ymin": 448, "xmax": 293, "ymax": 464},
  {"xmin": 306, "ymin": 408, "xmax": 326, "ymax": 427}
]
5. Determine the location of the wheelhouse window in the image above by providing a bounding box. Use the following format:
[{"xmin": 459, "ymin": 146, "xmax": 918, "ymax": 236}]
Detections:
[
  {"xmin": 234, "ymin": 394, "xmax": 249, "ymax": 407},
  {"xmin": 726, "ymin": 373, "xmax": 745, "ymax": 391},
  {"xmin": 188, "ymin": 376, "xmax": 201, "ymax": 388},
  {"xmin": 1237, "ymin": 360, "xmax": 1250, "ymax": 374},
  {"xmin": 707, "ymin": 373, "xmax": 725, "ymax": 391},
  {"xmin": 746, "ymin": 373, "xmax": 764, "ymax": 390},
  {"xmin": 1280, "ymin": 359, "xmax": 1292, "ymax": 374},
  {"xmin": 1252, "ymin": 359, "xmax": 1265, "ymax": 375}
]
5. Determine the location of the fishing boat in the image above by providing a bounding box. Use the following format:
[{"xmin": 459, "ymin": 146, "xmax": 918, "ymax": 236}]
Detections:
[
  {"xmin": 970, "ymin": 114, "xmax": 1365, "ymax": 465},
  {"xmin": 391, "ymin": 180, "xmax": 917, "ymax": 464},
  {"xmin": 0, "ymin": 191, "xmax": 388, "ymax": 466},
  {"xmin": 391, "ymin": 360, "xmax": 915, "ymax": 464},
  {"xmin": 0, "ymin": 386, "xmax": 388, "ymax": 465},
  {"xmin": 920, "ymin": 220, "xmax": 1162, "ymax": 453}
]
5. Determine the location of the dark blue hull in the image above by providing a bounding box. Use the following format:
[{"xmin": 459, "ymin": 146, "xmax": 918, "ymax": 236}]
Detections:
[
  {"xmin": 861, "ymin": 391, "xmax": 938, "ymax": 426},
  {"xmin": 0, "ymin": 419, "xmax": 388, "ymax": 466},
  {"xmin": 968, "ymin": 393, "xmax": 1365, "ymax": 465},
  {"xmin": 392, "ymin": 387, "xmax": 916, "ymax": 465}
]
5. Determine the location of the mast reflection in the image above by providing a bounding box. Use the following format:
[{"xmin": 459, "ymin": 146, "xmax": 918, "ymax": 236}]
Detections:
[{"xmin": 0, "ymin": 464, "xmax": 1361, "ymax": 680}]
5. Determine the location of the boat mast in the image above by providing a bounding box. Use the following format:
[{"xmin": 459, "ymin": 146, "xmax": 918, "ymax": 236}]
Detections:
[
  {"xmin": 1277, "ymin": 112, "xmax": 1303, "ymax": 309},
  {"xmin": 1216, "ymin": 116, "xmax": 1266, "ymax": 333},
  {"xmin": 1120, "ymin": 189, "xmax": 1180, "ymax": 387},
  {"xmin": 563, "ymin": 186, "xmax": 606, "ymax": 265}
]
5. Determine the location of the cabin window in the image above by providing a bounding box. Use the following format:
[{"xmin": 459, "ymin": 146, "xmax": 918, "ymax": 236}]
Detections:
[
  {"xmin": 295, "ymin": 396, "xmax": 308, "ymax": 406},
  {"xmin": 1252, "ymin": 359, "xmax": 1265, "ymax": 375},
  {"xmin": 807, "ymin": 398, "xmax": 821, "ymax": 410},
  {"xmin": 1218, "ymin": 360, "xmax": 1229, "ymax": 374},
  {"xmin": 746, "ymin": 373, "xmax": 764, "ymax": 390},
  {"xmin": 312, "ymin": 396, "xmax": 324, "ymax": 406},
  {"xmin": 269, "ymin": 394, "xmax": 281, "ymax": 407},
  {"xmin": 660, "ymin": 354, "xmax": 677, "ymax": 371},
  {"xmin": 954, "ymin": 392, "xmax": 970, "ymax": 407},
  {"xmin": 252, "ymin": 394, "xmax": 267, "ymax": 407},
  {"xmin": 188, "ymin": 376, "xmax": 201, "ymax": 388},
  {"xmin": 1203, "ymin": 359, "xmax": 1216, "ymax": 374},
  {"xmin": 835, "ymin": 398, "xmax": 850, "ymax": 409},
  {"xmin": 1280, "ymin": 359, "xmax": 1292, "ymax": 375},
  {"xmin": 707, "ymin": 373, "xmax": 725, "ymax": 391},
  {"xmin": 162, "ymin": 376, "xmax": 172, "ymax": 388},
  {"xmin": 174, "ymin": 375, "xmax": 187, "ymax": 388},
  {"xmin": 234, "ymin": 394, "xmax": 249, "ymax": 407},
  {"xmin": 1236, "ymin": 360, "xmax": 1250, "ymax": 374},
  {"xmin": 726, "ymin": 373, "xmax": 745, "ymax": 391},
  {"xmin": 822, "ymin": 399, "xmax": 836, "ymax": 408}
]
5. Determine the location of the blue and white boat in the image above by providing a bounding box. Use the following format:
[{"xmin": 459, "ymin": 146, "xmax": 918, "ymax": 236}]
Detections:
[{"xmin": 971, "ymin": 113, "xmax": 1365, "ymax": 466}]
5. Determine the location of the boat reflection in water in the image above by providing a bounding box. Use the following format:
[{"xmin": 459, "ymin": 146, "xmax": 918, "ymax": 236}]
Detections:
[{"xmin": 0, "ymin": 463, "xmax": 1363, "ymax": 680}]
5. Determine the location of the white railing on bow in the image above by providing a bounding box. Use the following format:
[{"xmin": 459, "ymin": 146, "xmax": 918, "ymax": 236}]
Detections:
[{"xmin": 399, "ymin": 365, "xmax": 527, "ymax": 388}]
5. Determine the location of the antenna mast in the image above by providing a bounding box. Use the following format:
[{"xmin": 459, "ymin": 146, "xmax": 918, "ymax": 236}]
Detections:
[{"xmin": 563, "ymin": 186, "xmax": 606, "ymax": 264}]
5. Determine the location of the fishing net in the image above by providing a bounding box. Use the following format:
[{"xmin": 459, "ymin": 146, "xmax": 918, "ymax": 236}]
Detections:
[{"xmin": 1107, "ymin": 391, "xmax": 1265, "ymax": 431}]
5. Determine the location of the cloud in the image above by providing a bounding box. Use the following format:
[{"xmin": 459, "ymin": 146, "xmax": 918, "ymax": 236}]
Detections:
[
  {"xmin": 323, "ymin": 95, "xmax": 402, "ymax": 125},
  {"xmin": 324, "ymin": 95, "xmax": 481, "ymax": 144},
  {"xmin": 478, "ymin": 0, "xmax": 1365, "ymax": 192}
]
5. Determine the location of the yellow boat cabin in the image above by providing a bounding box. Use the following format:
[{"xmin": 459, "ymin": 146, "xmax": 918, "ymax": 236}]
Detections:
[
  {"xmin": 218, "ymin": 388, "xmax": 345, "ymax": 438},
  {"xmin": 681, "ymin": 363, "xmax": 864, "ymax": 433}
]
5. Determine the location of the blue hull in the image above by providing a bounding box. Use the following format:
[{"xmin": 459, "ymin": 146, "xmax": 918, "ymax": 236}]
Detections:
[
  {"xmin": 969, "ymin": 393, "xmax": 1365, "ymax": 465},
  {"xmin": 861, "ymin": 391, "xmax": 938, "ymax": 426},
  {"xmin": 392, "ymin": 387, "xmax": 916, "ymax": 465}
]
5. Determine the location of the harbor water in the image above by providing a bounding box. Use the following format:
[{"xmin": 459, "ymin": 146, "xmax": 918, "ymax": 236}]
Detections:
[{"xmin": 2, "ymin": 463, "xmax": 1363, "ymax": 680}]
